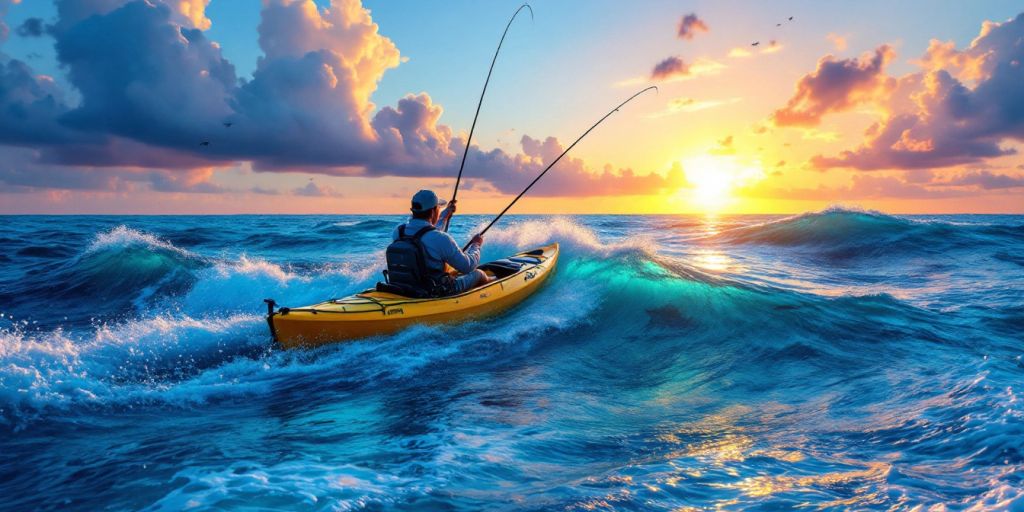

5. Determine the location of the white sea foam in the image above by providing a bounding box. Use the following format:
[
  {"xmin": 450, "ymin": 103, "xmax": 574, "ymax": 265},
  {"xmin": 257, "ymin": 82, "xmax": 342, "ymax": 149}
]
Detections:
[
  {"xmin": 482, "ymin": 216, "xmax": 656, "ymax": 258},
  {"xmin": 150, "ymin": 461, "xmax": 427, "ymax": 511},
  {"xmin": 87, "ymin": 225, "xmax": 194, "ymax": 257}
]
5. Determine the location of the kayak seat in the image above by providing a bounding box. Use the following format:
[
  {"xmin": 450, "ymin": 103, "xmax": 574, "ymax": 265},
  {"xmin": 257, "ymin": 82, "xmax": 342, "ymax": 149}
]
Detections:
[
  {"xmin": 479, "ymin": 259, "xmax": 523, "ymax": 278},
  {"xmin": 375, "ymin": 281, "xmax": 430, "ymax": 298}
]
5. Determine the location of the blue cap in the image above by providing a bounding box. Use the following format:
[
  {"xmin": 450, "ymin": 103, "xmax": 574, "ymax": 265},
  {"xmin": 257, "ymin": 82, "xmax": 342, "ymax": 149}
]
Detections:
[{"xmin": 410, "ymin": 189, "xmax": 447, "ymax": 213}]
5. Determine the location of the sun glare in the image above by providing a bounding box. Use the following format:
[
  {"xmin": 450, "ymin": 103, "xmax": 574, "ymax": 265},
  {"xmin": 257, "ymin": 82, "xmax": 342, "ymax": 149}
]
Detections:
[{"xmin": 675, "ymin": 155, "xmax": 765, "ymax": 212}]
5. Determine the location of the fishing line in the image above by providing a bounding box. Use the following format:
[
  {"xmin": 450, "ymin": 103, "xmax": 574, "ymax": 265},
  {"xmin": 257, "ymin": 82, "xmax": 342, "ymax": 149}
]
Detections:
[{"xmin": 464, "ymin": 86, "xmax": 658, "ymax": 250}]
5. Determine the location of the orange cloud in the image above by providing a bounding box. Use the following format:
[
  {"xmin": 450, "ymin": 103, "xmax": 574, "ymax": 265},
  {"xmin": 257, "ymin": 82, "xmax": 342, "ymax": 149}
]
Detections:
[
  {"xmin": 677, "ymin": 13, "xmax": 709, "ymax": 40},
  {"xmin": 811, "ymin": 13, "xmax": 1024, "ymax": 171},
  {"xmin": 827, "ymin": 33, "xmax": 848, "ymax": 52},
  {"xmin": 771, "ymin": 45, "xmax": 895, "ymax": 127}
]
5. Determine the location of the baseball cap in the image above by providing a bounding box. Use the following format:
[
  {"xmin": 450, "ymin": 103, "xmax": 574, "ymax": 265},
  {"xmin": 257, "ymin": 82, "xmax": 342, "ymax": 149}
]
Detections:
[{"xmin": 410, "ymin": 189, "xmax": 447, "ymax": 213}]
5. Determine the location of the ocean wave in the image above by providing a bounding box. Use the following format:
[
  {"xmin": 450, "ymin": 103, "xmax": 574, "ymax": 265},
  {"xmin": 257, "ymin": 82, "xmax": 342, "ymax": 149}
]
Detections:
[
  {"xmin": 0, "ymin": 313, "xmax": 267, "ymax": 427},
  {"xmin": 151, "ymin": 461, "xmax": 427, "ymax": 511},
  {"xmin": 87, "ymin": 225, "xmax": 195, "ymax": 258},
  {"xmin": 710, "ymin": 207, "xmax": 1017, "ymax": 260},
  {"xmin": 482, "ymin": 216, "xmax": 657, "ymax": 261}
]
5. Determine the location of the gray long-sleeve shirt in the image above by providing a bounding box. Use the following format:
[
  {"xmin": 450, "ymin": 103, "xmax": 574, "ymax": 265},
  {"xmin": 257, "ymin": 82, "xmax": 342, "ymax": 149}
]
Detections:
[{"xmin": 391, "ymin": 217, "xmax": 481, "ymax": 275}]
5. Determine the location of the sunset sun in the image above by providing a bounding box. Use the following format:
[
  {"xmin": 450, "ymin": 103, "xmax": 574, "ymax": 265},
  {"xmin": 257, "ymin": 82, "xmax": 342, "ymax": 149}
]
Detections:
[{"xmin": 679, "ymin": 155, "xmax": 765, "ymax": 211}]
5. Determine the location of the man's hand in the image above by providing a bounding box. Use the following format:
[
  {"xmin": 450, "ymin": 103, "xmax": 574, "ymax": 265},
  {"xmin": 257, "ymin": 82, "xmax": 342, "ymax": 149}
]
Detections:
[
  {"xmin": 470, "ymin": 233, "xmax": 484, "ymax": 247},
  {"xmin": 448, "ymin": 199, "xmax": 457, "ymax": 214}
]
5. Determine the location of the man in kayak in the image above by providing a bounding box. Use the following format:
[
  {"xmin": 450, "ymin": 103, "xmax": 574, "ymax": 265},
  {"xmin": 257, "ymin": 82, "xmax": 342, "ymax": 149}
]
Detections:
[{"xmin": 384, "ymin": 190, "xmax": 490, "ymax": 297}]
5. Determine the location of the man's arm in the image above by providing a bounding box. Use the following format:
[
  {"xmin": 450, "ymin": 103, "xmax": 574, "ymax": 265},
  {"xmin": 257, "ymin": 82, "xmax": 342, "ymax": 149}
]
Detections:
[
  {"xmin": 434, "ymin": 200, "xmax": 456, "ymax": 231},
  {"xmin": 440, "ymin": 233, "xmax": 480, "ymax": 274}
]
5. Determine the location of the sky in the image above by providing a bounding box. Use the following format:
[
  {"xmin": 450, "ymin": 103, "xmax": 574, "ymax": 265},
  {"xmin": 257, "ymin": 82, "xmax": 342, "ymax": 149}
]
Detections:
[{"xmin": 0, "ymin": 0, "xmax": 1022, "ymax": 214}]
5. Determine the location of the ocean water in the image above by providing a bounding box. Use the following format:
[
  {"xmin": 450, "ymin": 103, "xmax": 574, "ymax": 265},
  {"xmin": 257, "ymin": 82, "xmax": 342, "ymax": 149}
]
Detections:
[{"xmin": 0, "ymin": 209, "xmax": 1022, "ymax": 511}]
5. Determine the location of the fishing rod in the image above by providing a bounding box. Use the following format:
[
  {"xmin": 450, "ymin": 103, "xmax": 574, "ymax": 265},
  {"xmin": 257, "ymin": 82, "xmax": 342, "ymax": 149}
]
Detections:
[
  {"xmin": 463, "ymin": 86, "xmax": 658, "ymax": 250},
  {"xmin": 444, "ymin": 3, "xmax": 534, "ymax": 232}
]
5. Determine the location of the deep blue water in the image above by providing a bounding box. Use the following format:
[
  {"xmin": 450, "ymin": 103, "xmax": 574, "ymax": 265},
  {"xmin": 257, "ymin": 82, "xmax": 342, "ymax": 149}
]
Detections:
[{"xmin": 0, "ymin": 209, "xmax": 1022, "ymax": 510}]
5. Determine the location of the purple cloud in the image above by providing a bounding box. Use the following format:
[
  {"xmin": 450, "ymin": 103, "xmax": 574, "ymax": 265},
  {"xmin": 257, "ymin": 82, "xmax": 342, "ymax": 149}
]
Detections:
[
  {"xmin": 677, "ymin": 14, "xmax": 708, "ymax": 40},
  {"xmin": 806, "ymin": 13, "xmax": 1024, "ymax": 170},
  {"xmin": 16, "ymin": 17, "xmax": 45, "ymax": 37},
  {"xmin": 940, "ymin": 170, "xmax": 1024, "ymax": 189},
  {"xmin": 772, "ymin": 45, "xmax": 894, "ymax": 127},
  {"xmin": 651, "ymin": 56, "xmax": 689, "ymax": 81},
  {"xmin": 0, "ymin": 0, "xmax": 677, "ymax": 199}
]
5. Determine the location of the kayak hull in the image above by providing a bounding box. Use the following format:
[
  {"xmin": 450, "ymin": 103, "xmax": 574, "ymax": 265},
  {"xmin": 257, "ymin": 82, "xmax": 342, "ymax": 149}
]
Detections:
[{"xmin": 269, "ymin": 243, "xmax": 558, "ymax": 349}]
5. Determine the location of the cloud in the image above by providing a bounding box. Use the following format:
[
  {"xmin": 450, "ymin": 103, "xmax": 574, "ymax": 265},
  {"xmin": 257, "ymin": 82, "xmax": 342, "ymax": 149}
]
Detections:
[
  {"xmin": 16, "ymin": 17, "xmax": 44, "ymax": 37},
  {"xmin": 625, "ymin": 56, "xmax": 724, "ymax": 86},
  {"xmin": 0, "ymin": 59, "xmax": 83, "ymax": 145},
  {"xmin": 0, "ymin": 0, "xmax": 677, "ymax": 199},
  {"xmin": 742, "ymin": 173, "xmax": 970, "ymax": 201},
  {"xmin": 677, "ymin": 13, "xmax": 708, "ymax": 40},
  {"xmin": 710, "ymin": 135, "xmax": 735, "ymax": 155},
  {"xmin": 728, "ymin": 41, "xmax": 785, "ymax": 59},
  {"xmin": 0, "ymin": 146, "xmax": 224, "ymax": 193},
  {"xmin": 803, "ymin": 13, "xmax": 1024, "ymax": 171},
  {"xmin": 293, "ymin": 181, "xmax": 343, "ymax": 197},
  {"xmin": 771, "ymin": 45, "xmax": 895, "ymax": 127},
  {"xmin": 728, "ymin": 47, "xmax": 752, "ymax": 58},
  {"xmin": 651, "ymin": 56, "xmax": 689, "ymax": 81},
  {"xmin": 827, "ymin": 33, "xmax": 848, "ymax": 52},
  {"xmin": 457, "ymin": 135, "xmax": 684, "ymax": 197},
  {"xmin": 937, "ymin": 170, "xmax": 1024, "ymax": 189},
  {"xmin": 647, "ymin": 96, "xmax": 741, "ymax": 118},
  {"xmin": 0, "ymin": 0, "xmax": 17, "ymax": 43}
]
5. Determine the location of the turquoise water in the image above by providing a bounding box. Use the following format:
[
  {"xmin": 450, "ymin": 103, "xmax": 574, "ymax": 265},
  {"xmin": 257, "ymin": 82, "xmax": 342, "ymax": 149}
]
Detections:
[{"xmin": 0, "ymin": 209, "xmax": 1022, "ymax": 510}]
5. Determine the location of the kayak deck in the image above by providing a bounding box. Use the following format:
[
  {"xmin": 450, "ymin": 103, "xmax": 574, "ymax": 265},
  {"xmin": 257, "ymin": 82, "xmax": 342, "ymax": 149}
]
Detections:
[{"xmin": 267, "ymin": 243, "xmax": 558, "ymax": 348}]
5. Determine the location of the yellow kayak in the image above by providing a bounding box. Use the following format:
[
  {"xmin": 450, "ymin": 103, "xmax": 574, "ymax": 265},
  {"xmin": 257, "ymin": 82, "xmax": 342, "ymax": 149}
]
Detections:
[{"xmin": 265, "ymin": 243, "xmax": 559, "ymax": 349}]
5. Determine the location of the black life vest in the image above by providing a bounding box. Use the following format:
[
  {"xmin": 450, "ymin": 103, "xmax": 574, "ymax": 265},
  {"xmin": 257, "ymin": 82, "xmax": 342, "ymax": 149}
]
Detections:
[{"xmin": 384, "ymin": 225, "xmax": 455, "ymax": 298}]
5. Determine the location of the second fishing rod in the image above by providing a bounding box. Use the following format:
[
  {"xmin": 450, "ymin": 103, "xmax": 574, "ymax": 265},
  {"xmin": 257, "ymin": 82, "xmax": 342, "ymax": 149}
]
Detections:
[{"xmin": 463, "ymin": 86, "xmax": 658, "ymax": 251}]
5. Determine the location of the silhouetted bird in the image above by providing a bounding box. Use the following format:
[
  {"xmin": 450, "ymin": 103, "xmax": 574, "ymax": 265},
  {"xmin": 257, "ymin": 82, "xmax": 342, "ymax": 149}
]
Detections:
[
  {"xmin": 776, "ymin": 23, "xmax": 781, "ymax": 27},
  {"xmin": 788, "ymin": 16, "xmax": 794, "ymax": 21},
  {"xmin": 223, "ymin": 122, "xmax": 233, "ymax": 128},
  {"xmin": 199, "ymin": 141, "xmax": 210, "ymax": 146},
  {"xmin": 752, "ymin": 41, "xmax": 760, "ymax": 46}
]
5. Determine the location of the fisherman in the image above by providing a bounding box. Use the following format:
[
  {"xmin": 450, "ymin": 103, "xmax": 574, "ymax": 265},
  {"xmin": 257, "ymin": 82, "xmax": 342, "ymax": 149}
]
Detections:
[{"xmin": 384, "ymin": 190, "xmax": 490, "ymax": 297}]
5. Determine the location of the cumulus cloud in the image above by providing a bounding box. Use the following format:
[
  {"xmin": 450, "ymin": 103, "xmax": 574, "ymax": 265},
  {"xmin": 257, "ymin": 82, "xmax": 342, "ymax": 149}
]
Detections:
[
  {"xmin": 0, "ymin": 0, "xmax": 676, "ymax": 199},
  {"xmin": 677, "ymin": 13, "xmax": 708, "ymax": 40},
  {"xmin": 795, "ymin": 13, "xmax": 1024, "ymax": 171},
  {"xmin": 772, "ymin": 45, "xmax": 895, "ymax": 127},
  {"xmin": 455, "ymin": 135, "xmax": 684, "ymax": 197},
  {"xmin": 0, "ymin": 59, "xmax": 81, "ymax": 145}
]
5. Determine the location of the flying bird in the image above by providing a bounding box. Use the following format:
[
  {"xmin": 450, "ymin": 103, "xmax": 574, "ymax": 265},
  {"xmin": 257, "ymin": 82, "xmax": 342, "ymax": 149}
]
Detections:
[
  {"xmin": 223, "ymin": 122, "xmax": 233, "ymax": 128},
  {"xmin": 776, "ymin": 23, "xmax": 781, "ymax": 27},
  {"xmin": 199, "ymin": 141, "xmax": 210, "ymax": 146},
  {"xmin": 789, "ymin": 16, "xmax": 794, "ymax": 21},
  {"xmin": 752, "ymin": 41, "xmax": 760, "ymax": 46}
]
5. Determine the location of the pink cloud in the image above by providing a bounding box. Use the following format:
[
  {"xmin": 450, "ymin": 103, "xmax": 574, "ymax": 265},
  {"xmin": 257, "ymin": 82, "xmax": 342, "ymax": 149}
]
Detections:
[
  {"xmin": 677, "ymin": 13, "xmax": 708, "ymax": 40},
  {"xmin": 651, "ymin": 56, "xmax": 689, "ymax": 81},
  {"xmin": 796, "ymin": 13, "xmax": 1024, "ymax": 171},
  {"xmin": 0, "ymin": 0, "xmax": 681, "ymax": 199},
  {"xmin": 771, "ymin": 45, "xmax": 895, "ymax": 127}
]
